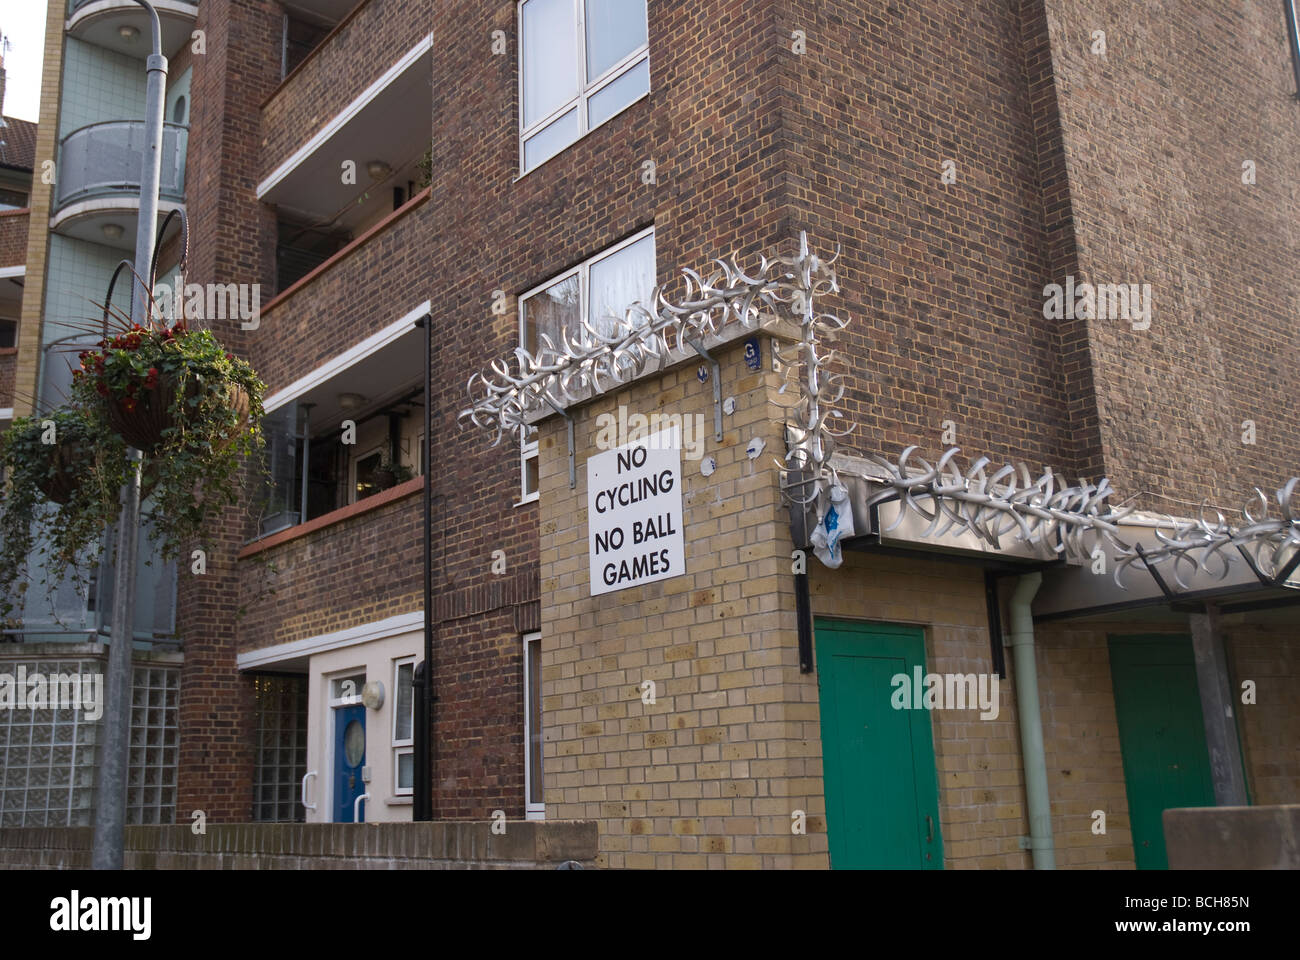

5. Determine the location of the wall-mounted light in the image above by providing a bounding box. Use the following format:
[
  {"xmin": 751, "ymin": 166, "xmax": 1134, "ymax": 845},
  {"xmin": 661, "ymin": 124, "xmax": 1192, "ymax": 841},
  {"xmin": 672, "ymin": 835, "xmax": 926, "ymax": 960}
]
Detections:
[
  {"xmin": 101, "ymin": 223, "xmax": 125, "ymax": 241},
  {"xmin": 366, "ymin": 160, "xmax": 392, "ymax": 181},
  {"xmin": 337, "ymin": 392, "xmax": 367, "ymax": 412},
  {"xmin": 361, "ymin": 681, "xmax": 385, "ymax": 711},
  {"xmin": 118, "ymin": 25, "xmax": 140, "ymax": 42}
]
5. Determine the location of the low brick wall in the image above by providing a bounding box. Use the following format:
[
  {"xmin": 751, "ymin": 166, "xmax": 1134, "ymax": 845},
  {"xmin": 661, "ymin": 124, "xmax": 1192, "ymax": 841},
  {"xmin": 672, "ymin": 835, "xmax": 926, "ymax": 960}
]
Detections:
[
  {"xmin": 1164, "ymin": 805, "xmax": 1300, "ymax": 869},
  {"xmin": 0, "ymin": 821, "xmax": 598, "ymax": 870}
]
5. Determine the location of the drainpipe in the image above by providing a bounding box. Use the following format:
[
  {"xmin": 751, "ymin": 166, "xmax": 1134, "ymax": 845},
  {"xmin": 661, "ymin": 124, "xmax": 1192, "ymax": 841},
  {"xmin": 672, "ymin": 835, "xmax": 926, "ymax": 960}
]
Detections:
[{"xmin": 1006, "ymin": 572, "xmax": 1055, "ymax": 869}]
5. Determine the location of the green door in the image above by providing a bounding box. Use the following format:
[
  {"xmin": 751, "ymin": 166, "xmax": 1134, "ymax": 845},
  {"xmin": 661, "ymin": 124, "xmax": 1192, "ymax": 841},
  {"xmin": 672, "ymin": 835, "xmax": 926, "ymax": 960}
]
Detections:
[
  {"xmin": 815, "ymin": 618, "xmax": 943, "ymax": 869},
  {"xmin": 1108, "ymin": 635, "xmax": 1216, "ymax": 870}
]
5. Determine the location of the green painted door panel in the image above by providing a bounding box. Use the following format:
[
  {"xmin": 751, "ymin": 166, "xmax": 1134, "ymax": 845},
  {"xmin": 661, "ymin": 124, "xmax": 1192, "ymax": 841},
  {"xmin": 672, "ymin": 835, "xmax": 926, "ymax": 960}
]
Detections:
[
  {"xmin": 815, "ymin": 619, "xmax": 943, "ymax": 869},
  {"xmin": 1108, "ymin": 635, "xmax": 1216, "ymax": 870}
]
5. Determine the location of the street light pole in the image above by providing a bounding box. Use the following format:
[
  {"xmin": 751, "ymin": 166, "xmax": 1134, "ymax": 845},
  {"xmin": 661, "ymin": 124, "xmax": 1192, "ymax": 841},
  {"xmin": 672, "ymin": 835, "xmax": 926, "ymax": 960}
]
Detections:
[{"xmin": 91, "ymin": 0, "xmax": 167, "ymax": 870}]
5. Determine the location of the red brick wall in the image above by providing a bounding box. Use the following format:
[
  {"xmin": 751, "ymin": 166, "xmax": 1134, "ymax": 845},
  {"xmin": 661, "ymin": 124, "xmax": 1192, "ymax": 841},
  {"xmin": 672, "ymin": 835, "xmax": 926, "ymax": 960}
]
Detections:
[
  {"xmin": 177, "ymin": 0, "xmax": 283, "ymax": 822},
  {"xmin": 777, "ymin": 0, "xmax": 1079, "ymax": 475},
  {"xmin": 1042, "ymin": 0, "xmax": 1300, "ymax": 504},
  {"xmin": 235, "ymin": 492, "xmax": 423, "ymax": 651},
  {"xmin": 420, "ymin": 0, "xmax": 790, "ymax": 817},
  {"xmin": 0, "ymin": 209, "xmax": 28, "ymax": 269},
  {"xmin": 259, "ymin": 0, "xmax": 432, "ymax": 179}
]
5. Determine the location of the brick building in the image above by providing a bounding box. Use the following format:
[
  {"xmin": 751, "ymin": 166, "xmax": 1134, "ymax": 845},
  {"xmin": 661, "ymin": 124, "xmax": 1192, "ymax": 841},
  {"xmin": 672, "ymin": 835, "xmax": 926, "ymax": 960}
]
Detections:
[{"xmin": 2, "ymin": 0, "xmax": 1297, "ymax": 868}]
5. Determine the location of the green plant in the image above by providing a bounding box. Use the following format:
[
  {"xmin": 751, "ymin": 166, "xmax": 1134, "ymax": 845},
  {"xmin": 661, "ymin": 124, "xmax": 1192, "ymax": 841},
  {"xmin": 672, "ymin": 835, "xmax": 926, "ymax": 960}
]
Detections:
[
  {"xmin": 0, "ymin": 407, "xmax": 128, "ymax": 619},
  {"xmin": 416, "ymin": 146, "xmax": 432, "ymax": 189},
  {"xmin": 70, "ymin": 318, "xmax": 267, "ymax": 560},
  {"xmin": 374, "ymin": 455, "xmax": 415, "ymax": 488},
  {"xmin": 0, "ymin": 314, "xmax": 267, "ymax": 623}
]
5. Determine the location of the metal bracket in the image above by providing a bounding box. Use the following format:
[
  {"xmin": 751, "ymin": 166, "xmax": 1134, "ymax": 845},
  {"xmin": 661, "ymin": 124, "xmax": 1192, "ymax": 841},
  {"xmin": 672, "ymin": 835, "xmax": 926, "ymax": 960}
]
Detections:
[
  {"xmin": 1272, "ymin": 544, "xmax": 1300, "ymax": 586},
  {"xmin": 1018, "ymin": 836, "xmax": 1052, "ymax": 850},
  {"xmin": 541, "ymin": 394, "xmax": 576, "ymax": 489},
  {"xmin": 685, "ymin": 338, "xmax": 723, "ymax": 442}
]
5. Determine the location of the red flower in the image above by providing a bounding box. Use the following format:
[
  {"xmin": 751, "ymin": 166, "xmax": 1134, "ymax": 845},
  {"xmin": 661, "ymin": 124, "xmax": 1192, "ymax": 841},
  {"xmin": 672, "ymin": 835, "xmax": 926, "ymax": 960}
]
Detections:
[
  {"xmin": 121, "ymin": 397, "xmax": 137, "ymax": 414},
  {"xmin": 225, "ymin": 353, "xmax": 235, "ymax": 361},
  {"xmin": 95, "ymin": 382, "xmax": 109, "ymax": 396}
]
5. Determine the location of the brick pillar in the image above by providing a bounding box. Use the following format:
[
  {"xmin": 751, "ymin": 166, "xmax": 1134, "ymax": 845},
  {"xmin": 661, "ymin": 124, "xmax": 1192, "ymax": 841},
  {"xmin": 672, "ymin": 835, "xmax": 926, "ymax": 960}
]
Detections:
[{"xmin": 175, "ymin": 0, "xmax": 281, "ymax": 822}]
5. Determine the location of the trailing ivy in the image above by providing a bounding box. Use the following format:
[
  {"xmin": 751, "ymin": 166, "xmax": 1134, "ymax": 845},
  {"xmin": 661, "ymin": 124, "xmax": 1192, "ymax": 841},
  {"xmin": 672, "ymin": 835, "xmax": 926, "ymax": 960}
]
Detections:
[
  {"xmin": 0, "ymin": 407, "xmax": 127, "ymax": 620},
  {"xmin": 0, "ymin": 318, "xmax": 267, "ymax": 625}
]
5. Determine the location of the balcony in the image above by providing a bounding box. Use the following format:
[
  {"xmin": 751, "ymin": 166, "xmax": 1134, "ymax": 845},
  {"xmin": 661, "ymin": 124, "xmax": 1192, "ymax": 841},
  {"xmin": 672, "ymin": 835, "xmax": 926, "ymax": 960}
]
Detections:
[
  {"xmin": 51, "ymin": 121, "xmax": 187, "ymax": 251},
  {"xmin": 67, "ymin": 0, "xmax": 197, "ymax": 59},
  {"xmin": 261, "ymin": 6, "xmax": 431, "ymax": 211}
]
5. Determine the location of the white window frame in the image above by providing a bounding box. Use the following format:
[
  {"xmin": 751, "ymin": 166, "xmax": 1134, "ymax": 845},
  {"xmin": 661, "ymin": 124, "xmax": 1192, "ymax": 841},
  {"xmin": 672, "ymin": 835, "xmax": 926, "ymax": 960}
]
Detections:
[
  {"xmin": 516, "ymin": 226, "xmax": 656, "ymax": 502},
  {"xmin": 392, "ymin": 656, "xmax": 416, "ymax": 797},
  {"xmin": 523, "ymin": 631, "xmax": 544, "ymax": 819},
  {"xmin": 328, "ymin": 671, "xmax": 366, "ymax": 708},
  {"xmin": 517, "ymin": 0, "xmax": 651, "ymax": 174}
]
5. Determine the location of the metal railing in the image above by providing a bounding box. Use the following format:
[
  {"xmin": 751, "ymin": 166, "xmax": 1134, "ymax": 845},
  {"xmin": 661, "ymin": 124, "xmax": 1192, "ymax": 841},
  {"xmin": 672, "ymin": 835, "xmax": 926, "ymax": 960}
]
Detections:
[
  {"xmin": 69, "ymin": 0, "xmax": 196, "ymax": 14},
  {"xmin": 54, "ymin": 120, "xmax": 188, "ymax": 210}
]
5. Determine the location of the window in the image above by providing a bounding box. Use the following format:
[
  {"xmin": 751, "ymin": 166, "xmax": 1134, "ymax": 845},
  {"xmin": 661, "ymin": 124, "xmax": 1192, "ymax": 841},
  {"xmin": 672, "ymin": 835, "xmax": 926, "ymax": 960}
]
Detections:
[
  {"xmin": 517, "ymin": 228, "xmax": 656, "ymax": 501},
  {"xmin": 329, "ymin": 673, "xmax": 365, "ymax": 706},
  {"xmin": 392, "ymin": 658, "xmax": 415, "ymax": 796},
  {"xmin": 523, "ymin": 633, "xmax": 544, "ymax": 818},
  {"xmin": 0, "ymin": 187, "xmax": 26, "ymax": 210},
  {"xmin": 352, "ymin": 447, "xmax": 385, "ymax": 502},
  {"xmin": 519, "ymin": 0, "xmax": 650, "ymax": 172},
  {"xmin": 0, "ymin": 319, "xmax": 16, "ymax": 349}
]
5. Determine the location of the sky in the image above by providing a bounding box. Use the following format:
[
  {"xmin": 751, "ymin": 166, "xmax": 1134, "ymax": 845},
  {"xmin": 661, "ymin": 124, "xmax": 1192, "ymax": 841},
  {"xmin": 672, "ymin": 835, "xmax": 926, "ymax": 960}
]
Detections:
[{"xmin": 2, "ymin": 4, "xmax": 47, "ymax": 122}]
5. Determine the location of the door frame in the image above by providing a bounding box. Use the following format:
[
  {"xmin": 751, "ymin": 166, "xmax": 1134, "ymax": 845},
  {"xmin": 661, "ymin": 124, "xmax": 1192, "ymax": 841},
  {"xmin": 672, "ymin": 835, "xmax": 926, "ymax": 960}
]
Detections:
[
  {"xmin": 1107, "ymin": 633, "xmax": 1229, "ymax": 869},
  {"xmin": 326, "ymin": 669, "xmax": 366, "ymax": 823},
  {"xmin": 814, "ymin": 617, "xmax": 945, "ymax": 869}
]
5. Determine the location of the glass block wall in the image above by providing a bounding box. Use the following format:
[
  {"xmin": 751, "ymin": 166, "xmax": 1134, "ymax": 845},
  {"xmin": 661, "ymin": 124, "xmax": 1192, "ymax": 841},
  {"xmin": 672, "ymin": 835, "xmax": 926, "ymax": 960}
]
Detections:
[
  {"xmin": 0, "ymin": 658, "xmax": 180, "ymax": 827},
  {"xmin": 251, "ymin": 674, "xmax": 308, "ymax": 823},
  {"xmin": 0, "ymin": 659, "xmax": 99, "ymax": 827},
  {"xmin": 125, "ymin": 665, "xmax": 180, "ymax": 825}
]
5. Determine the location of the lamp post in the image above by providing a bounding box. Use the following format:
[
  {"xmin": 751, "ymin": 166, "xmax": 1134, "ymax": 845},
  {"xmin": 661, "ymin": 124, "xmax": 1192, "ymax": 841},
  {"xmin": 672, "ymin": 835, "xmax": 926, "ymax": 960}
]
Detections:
[{"xmin": 91, "ymin": 0, "xmax": 167, "ymax": 870}]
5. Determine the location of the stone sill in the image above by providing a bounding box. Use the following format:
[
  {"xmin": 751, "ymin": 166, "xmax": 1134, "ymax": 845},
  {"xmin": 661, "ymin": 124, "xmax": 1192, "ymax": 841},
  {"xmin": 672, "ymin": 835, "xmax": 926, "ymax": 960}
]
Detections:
[{"xmin": 238, "ymin": 476, "xmax": 423, "ymax": 560}]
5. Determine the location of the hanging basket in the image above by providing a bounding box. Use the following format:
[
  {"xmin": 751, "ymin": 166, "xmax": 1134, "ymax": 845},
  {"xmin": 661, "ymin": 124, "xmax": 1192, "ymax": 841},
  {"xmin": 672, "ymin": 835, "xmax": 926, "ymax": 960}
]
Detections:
[
  {"xmin": 35, "ymin": 441, "xmax": 86, "ymax": 505},
  {"xmin": 106, "ymin": 375, "xmax": 251, "ymax": 455}
]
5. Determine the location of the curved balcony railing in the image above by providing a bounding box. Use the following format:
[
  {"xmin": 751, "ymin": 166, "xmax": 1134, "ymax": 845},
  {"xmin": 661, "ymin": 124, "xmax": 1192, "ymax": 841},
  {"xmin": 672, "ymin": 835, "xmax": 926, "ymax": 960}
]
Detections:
[
  {"xmin": 55, "ymin": 120, "xmax": 188, "ymax": 211},
  {"xmin": 68, "ymin": 0, "xmax": 197, "ymax": 14}
]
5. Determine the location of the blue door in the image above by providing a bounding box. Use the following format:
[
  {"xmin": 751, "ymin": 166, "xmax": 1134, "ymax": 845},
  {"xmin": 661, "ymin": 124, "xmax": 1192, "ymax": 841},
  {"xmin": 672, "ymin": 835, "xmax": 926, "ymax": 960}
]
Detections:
[{"xmin": 333, "ymin": 704, "xmax": 366, "ymax": 822}]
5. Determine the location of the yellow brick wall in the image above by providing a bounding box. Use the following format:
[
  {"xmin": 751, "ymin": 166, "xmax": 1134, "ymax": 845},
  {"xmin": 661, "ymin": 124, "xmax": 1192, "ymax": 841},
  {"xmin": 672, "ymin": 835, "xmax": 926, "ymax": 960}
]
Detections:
[
  {"xmin": 535, "ymin": 337, "xmax": 1296, "ymax": 871},
  {"xmin": 538, "ymin": 336, "xmax": 827, "ymax": 869},
  {"xmin": 1223, "ymin": 622, "xmax": 1300, "ymax": 805},
  {"xmin": 13, "ymin": 0, "xmax": 66, "ymax": 417},
  {"xmin": 810, "ymin": 552, "xmax": 1035, "ymax": 868}
]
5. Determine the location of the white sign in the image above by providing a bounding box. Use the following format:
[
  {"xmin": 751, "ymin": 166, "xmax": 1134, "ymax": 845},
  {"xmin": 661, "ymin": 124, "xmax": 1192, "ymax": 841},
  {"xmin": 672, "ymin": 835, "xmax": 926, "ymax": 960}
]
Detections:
[{"xmin": 587, "ymin": 426, "xmax": 686, "ymax": 596}]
